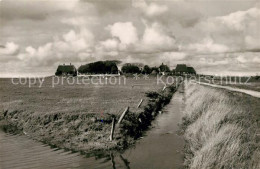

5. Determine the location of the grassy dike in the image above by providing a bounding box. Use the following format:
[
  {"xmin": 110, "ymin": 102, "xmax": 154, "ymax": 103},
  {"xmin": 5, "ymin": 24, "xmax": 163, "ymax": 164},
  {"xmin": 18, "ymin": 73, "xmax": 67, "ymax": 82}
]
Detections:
[
  {"xmin": 0, "ymin": 84, "xmax": 176, "ymax": 154},
  {"xmin": 118, "ymin": 85, "xmax": 176, "ymax": 147},
  {"xmin": 181, "ymin": 82, "xmax": 260, "ymax": 169}
]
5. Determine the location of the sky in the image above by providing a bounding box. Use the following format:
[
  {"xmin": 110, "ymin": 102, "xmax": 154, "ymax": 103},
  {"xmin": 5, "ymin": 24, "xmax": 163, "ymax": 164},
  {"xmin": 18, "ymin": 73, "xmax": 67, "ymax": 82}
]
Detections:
[{"xmin": 0, "ymin": 0, "xmax": 259, "ymax": 77}]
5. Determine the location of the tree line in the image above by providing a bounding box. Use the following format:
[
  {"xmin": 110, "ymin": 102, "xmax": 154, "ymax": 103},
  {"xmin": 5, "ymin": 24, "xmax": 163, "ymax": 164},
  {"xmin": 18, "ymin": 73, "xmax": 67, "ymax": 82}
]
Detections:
[
  {"xmin": 78, "ymin": 60, "xmax": 119, "ymax": 74},
  {"xmin": 77, "ymin": 61, "xmax": 172, "ymax": 74},
  {"xmin": 58, "ymin": 60, "xmax": 195, "ymax": 76},
  {"xmin": 121, "ymin": 63, "xmax": 170, "ymax": 74}
]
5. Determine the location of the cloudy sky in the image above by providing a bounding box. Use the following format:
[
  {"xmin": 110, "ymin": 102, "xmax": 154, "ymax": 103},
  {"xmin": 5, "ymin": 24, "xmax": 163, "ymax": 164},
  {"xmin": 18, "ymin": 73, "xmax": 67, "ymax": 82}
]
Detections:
[{"xmin": 0, "ymin": 0, "xmax": 259, "ymax": 77}]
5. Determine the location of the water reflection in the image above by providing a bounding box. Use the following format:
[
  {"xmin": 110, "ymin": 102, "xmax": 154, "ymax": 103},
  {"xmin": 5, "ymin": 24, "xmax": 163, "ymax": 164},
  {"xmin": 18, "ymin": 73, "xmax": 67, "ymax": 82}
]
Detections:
[{"xmin": 107, "ymin": 152, "xmax": 131, "ymax": 169}]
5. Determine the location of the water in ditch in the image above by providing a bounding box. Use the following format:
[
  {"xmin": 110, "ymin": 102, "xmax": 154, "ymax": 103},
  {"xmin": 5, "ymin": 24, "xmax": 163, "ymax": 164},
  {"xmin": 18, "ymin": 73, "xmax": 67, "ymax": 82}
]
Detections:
[{"xmin": 0, "ymin": 89, "xmax": 185, "ymax": 169}]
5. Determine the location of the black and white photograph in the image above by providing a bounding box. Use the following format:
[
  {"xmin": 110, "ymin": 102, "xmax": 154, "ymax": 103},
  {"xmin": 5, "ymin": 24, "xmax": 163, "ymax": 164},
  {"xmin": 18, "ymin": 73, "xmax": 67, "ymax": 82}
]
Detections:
[{"xmin": 0, "ymin": 0, "xmax": 260, "ymax": 168}]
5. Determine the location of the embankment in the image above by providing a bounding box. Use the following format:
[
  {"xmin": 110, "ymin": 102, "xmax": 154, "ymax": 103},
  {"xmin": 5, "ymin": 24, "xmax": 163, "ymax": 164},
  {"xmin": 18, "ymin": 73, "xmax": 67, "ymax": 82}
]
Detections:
[
  {"xmin": 0, "ymin": 85, "xmax": 176, "ymax": 153},
  {"xmin": 181, "ymin": 82, "xmax": 260, "ymax": 169},
  {"xmin": 118, "ymin": 85, "xmax": 176, "ymax": 147}
]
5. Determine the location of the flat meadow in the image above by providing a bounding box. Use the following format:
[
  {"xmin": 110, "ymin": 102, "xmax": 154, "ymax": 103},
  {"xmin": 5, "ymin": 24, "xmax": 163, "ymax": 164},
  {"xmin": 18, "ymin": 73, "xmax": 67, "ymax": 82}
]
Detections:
[
  {"xmin": 0, "ymin": 76, "xmax": 165, "ymax": 116},
  {"xmin": 0, "ymin": 76, "xmax": 171, "ymax": 152}
]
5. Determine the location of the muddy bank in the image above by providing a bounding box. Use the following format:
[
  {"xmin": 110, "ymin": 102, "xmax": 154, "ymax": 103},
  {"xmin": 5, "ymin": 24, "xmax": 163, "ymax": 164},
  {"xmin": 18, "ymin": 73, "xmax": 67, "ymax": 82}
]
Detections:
[{"xmin": 0, "ymin": 85, "xmax": 176, "ymax": 154}]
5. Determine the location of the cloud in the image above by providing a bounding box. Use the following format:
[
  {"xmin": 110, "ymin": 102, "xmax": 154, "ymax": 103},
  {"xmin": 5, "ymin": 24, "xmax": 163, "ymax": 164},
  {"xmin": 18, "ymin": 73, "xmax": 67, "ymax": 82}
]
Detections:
[
  {"xmin": 141, "ymin": 22, "xmax": 176, "ymax": 51},
  {"xmin": 245, "ymin": 35, "xmax": 260, "ymax": 50},
  {"xmin": 133, "ymin": 0, "xmax": 168, "ymax": 17},
  {"xmin": 100, "ymin": 38, "xmax": 120, "ymax": 51},
  {"xmin": 61, "ymin": 28, "xmax": 94, "ymax": 51},
  {"xmin": 186, "ymin": 37, "xmax": 229, "ymax": 53},
  {"xmin": 17, "ymin": 43, "xmax": 53, "ymax": 64},
  {"xmin": 132, "ymin": 1, "xmax": 202, "ymax": 29},
  {"xmin": 191, "ymin": 52, "xmax": 260, "ymax": 75},
  {"xmin": 106, "ymin": 22, "xmax": 138, "ymax": 45},
  {"xmin": 1, "ymin": 0, "xmax": 259, "ymax": 76},
  {"xmin": 16, "ymin": 28, "xmax": 95, "ymax": 66},
  {"xmin": 236, "ymin": 55, "xmax": 247, "ymax": 63},
  {"xmin": 61, "ymin": 16, "xmax": 98, "ymax": 26},
  {"xmin": 93, "ymin": 38, "xmax": 121, "ymax": 59},
  {"xmin": 160, "ymin": 52, "xmax": 187, "ymax": 61},
  {"xmin": 236, "ymin": 53, "xmax": 260, "ymax": 64},
  {"xmin": 81, "ymin": 0, "xmax": 129, "ymax": 14},
  {"xmin": 253, "ymin": 56, "xmax": 260, "ymax": 63},
  {"xmin": 191, "ymin": 7, "xmax": 260, "ymax": 52},
  {"xmin": 216, "ymin": 7, "xmax": 260, "ymax": 31},
  {"xmin": 1, "ymin": 0, "xmax": 79, "ymax": 21},
  {"xmin": 101, "ymin": 21, "xmax": 177, "ymax": 54},
  {"xmin": 0, "ymin": 42, "xmax": 19, "ymax": 56}
]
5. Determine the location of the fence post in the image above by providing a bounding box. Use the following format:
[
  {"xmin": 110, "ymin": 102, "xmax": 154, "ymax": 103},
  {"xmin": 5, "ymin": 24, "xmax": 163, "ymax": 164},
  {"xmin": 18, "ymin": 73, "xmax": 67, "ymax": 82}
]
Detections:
[
  {"xmin": 118, "ymin": 107, "xmax": 129, "ymax": 124},
  {"xmin": 109, "ymin": 118, "xmax": 115, "ymax": 141},
  {"xmin": 137, "ymin": 99, "xmax": 143, "ymax": 108},
  {"xmin": 162, "ymin": 85, "xmax": 167, "ymax": 91}
]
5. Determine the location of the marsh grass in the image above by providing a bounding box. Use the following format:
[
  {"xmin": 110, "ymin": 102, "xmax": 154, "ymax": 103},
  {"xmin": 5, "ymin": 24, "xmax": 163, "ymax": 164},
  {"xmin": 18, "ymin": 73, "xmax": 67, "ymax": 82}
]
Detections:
[
  {"xmin": 0, "ymin": 77, "xmax": 169, "ymax": 152},
  {"xmin": 182, "ymin": 82, "xmax": 260, "ymax": 169}
]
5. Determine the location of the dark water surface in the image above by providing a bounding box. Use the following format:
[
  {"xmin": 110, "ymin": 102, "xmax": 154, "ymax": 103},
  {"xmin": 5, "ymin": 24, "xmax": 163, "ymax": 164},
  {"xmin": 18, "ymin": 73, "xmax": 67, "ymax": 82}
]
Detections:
[
  {"xmin": 118, "ymin": 89, "xmax": 185, "ymax": 169},
  {"xmin": 0, "ymin": 90, "xmax": 185, "ymax": 169}
]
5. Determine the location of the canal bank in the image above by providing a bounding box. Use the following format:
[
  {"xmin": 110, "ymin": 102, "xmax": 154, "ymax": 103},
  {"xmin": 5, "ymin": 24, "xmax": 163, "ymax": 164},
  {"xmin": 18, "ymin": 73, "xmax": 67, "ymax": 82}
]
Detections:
[
  {"xmin": 117, "ymin": 87, "xmax": 185, "ymax": 168},
  {"xmin": 1, "ymin": 86, "xmax": 185, "ymax": 169}
]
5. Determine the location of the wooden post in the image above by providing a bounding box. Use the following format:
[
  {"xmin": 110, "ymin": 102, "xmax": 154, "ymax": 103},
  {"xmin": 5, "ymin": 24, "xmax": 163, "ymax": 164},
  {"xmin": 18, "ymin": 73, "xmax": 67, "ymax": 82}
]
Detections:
[
  {"xmin": 118, "ymin": 107, "xmax": 129, "ymax": 124},
  {"xmin": 138, "ymin": 118, "xmax": 142, "ymax": 123},
  {"xmin": 162, "ymin": 85, "xmax": 167, "ymax": 91},
  {"xmin": 109, "ymin": 118, "xmax": 115, "ymax": 141},
  {"xmin": 137, "ymin": 99, "xmax": 143, "ymax": 108}
]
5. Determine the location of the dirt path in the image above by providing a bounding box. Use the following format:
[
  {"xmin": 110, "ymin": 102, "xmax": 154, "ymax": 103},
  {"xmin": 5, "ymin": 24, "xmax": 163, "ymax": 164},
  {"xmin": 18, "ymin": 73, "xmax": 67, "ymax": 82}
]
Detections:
[{"xmin": 197, "ymin": 82, "xmax": 260, "ymax": 98}]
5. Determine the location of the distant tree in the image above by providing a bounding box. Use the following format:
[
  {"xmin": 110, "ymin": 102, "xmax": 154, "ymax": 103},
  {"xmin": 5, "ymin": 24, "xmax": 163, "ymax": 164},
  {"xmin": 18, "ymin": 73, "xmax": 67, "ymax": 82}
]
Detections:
[
  {"xmin": 103, "ymin": 61, "xmax": 117, "ymax": 73},
  {"xmin": 121, "ymin": 64, "xmax": 141, "ymax": 74},
  {"xmin": 55, "ymin": 64, "xmax": 77, "ymax": 76},
  {"xmin": 151, "ymin": 67, "xmax": 159, "ymax": 73},
  {"xmin": 111, "ymin": 65, "xmax": 118, "ymax": 74},
  {"xmin": 142, "ymin": 65, "xmax": 152, "ymax": 74},
  {"xmin": 92, "ymin": 61, "xmax": 104, "ymax": 74},
  {"xmin": 55, "ymin": 71, "xmax": 62, "ymax": 76},
  {"xmin": 159, "ymin": 63, "xmax": 170, "ymax": 72},
  {"xmin": 79, "ymin": 63, "xmax": 89, "ymax": 74},
  {"xmin": 78, "ymin": 60, "xmax": 119, "ymax": 74}
]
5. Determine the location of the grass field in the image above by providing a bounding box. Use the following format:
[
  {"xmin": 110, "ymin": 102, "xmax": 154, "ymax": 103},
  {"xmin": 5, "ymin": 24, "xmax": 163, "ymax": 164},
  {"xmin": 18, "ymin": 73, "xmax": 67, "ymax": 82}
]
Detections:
[
  {"xmin": 0, "ymin": 76, "xmax": 173, "ymax": 152},
  {"xmin": 181, "ymin": 82, "xmax": 260, "ymax": 169},
  {"xmin": 0, "ymin": 76, "xmax": 165, "ymax": 116}
]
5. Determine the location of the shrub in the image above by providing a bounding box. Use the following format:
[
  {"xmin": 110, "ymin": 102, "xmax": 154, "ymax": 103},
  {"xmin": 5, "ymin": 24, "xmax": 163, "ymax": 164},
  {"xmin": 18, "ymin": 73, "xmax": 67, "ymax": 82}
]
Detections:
[
  {"xmin": 145, "ymin": 91, "xmax": 160, "ymax": 99},
  {"xmin": 159, "ymin": 63, "xmax": 170, "ymax": 72},
  {"xmin": 142, "ymin": 65, "xmax": 152, "ymax": 74}
]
